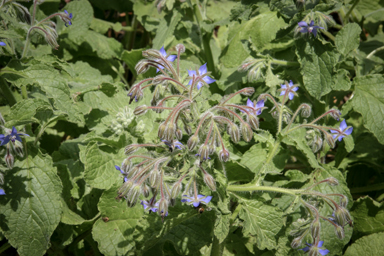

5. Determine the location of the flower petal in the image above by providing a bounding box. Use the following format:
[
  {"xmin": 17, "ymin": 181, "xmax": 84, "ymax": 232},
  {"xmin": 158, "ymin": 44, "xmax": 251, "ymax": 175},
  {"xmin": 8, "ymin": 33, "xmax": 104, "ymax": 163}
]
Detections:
[
  {"xmin": 312, "ymin": 28, "xmax": 318, "ymax": 37},
  {"xmin": 279, "ymin": 91, "xmax": 285, "ymax": 96},
  {"xmin": 288, "ymin": 92, "xmax": 294, "ymax": 100},
  {"xmin": 345, "ymin": 127, "xmax": 353, "ymax": 136},
  {"xmin": 201, "ymin": 195, "xmax": 212, "ymax": 204},
  {"xmin": 124, "ymin": 177, "xmax": 128, "ymax": 182},
  {"xmin": 64, "ymin": 10, "xmax": 68, "ymax": 14},
  {"xmin": 300, "ymin": 27, "xmax": 309, "ymax": 33},
  {"xmin": 300, "ymin": 246, "xmax": 310, "ymax": 252},
  {"xmin": 292, "ymin": 86, "xmax": 299, "ymax": 92},
  {"xmin": 159, "ymin": 46, "xmax": 166, "ymax": 57},
  {"xmin": 196, "ymin": 82, "xmax": 203, "ymax": 90},
  {"xmin": 338, "ymin": 135, "xmax": 344, "ymax": 142},
  {"xmin": 319, "ymin": 249, "xmax": 330, "ymax": 255},
  {"xmin": 281, "ymin": 84, "xmax": 287, "ymax": 89},
  {"xmin": 247, "ymin": 98, "xmax": 254, "ymax": 108},
  {"xmin": 318, "ymin": 241, "xmax": 324, "ymax": 247},
  {"xmin": 340, "ymin": 120, "xmax": 347, "ymax": 131},
  {"xmin": 330, "ymin": 129, "xmax": 338, "ymax": 134},
  {"xmin": 256, "ymin": 100, "xmax": 264, "ymax": 109},
  {"xmin": 141, "ymin": 201, "xmax": 149, "ymax": 210},
  {"xmin": 192, "ymin": 201, "xmax": 200, "ymax": 207},
  {"xmin": 309, "ymin": 20, "xmax": 315, "ymax": 27},
  {"xmin": 167, "ymin": 55, "xmax": 177, "ymax": 62},
  {"xmin": 203, "ymin": 76, "xmax": 216, "ymax": 84},
  {"xmin": 199, "ymin": 63, "xmax": 208, "ymax": 75},
  {"xmin": 0, "ymin": 189, "xmax": 5, "ymax": 195},
  {"xmin": 298, "ymin": 21, "xmax": 308, "ymax": 27},
  {"xmin": 188, "ymin": 79, "xmax": 193, "ymax": 86},
  {"xmin": 288, "ymin": 80, "xmax": 294, "ymax": 87},
  {"xmin": 0, "ymin": 42, "xmax": 6, "ymax": 46},
  {"xmin": 11, "ymin": 126, "xmax": 17, "ymax": 135},
  {"xmin": 188, "ymin": 70, "xmax": 196, "ymax": 77},
  {"xmin": 0, "ymin": 136, "xmax": 10, "ymax": 146}
]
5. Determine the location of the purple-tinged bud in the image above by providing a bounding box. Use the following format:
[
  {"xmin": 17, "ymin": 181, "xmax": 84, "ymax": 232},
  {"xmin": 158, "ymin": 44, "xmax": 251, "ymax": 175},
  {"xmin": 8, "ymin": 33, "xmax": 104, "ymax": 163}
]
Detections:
[
  {"xmin": 203, "ymin": 172, "xmax": 216, "ymax": 191},
  {"xmin": 121, "ymin": 158, "xmax": 132, "ymax": 173},
  {"xmin": 158, "ymin": 197, "xmax": 168, "ymax": 216},
  {"xmin": 187, "ymin": 135, "xmax": 199, "ymax": 150},
  {"xmin": 125, "ymin": 144, "xmax": 139, "ymax": 155},
  {"xmin": 127, "ymin": 184, "xmax": 142, "ymax": 206},
  {"xmin": 335, "ymin": 224, "xmax": 345, "ymax": 239},
  {"xmin": 240, "ymin": 87, "xmax": 255, "ymax": 96},
  {"xmin": 310, "ymin": 219, "xmax": 321, "ymax": 240},
  {"xmin": 5, "ymin": 153, "xmax": 14, "ymax": 169},
  {"xmin": 135, "ymin": 60, "xmax": 150, "ymax": 74},
  {"xmin": 340, "ymin": 196, "xmax": 348, "ymax": 208},
  {"xmin": 184, "ymin": 125, "xmax": 192, "ymax": 135},
  {"xmin": 171, "ymin": 182, "xmax": 182, "ymax": 199},
  {"xmin": 301, "ymin": 104, "xmax": 312, "ymax": 118},
  {"xmin": 229, "ymin": 124, "xmax": 240, "ymax": 143},
  {"xmin": 329, "ymin": 108, "xmax": 342, "ymax": 121},
  {"xmin": 176, "ymin": 44, "xmax": 185, "ymax": 53},
  {"xmin": 142, "ymin": 184, "xmax": 151, "ymax": 198},
  {"xmin": 326, "ymin": 177, "xmax": 339, "ymax": 186},
  {"xmin": 198, "ymin": 145, "xmax": 209, "ymax": 162},
  {"xmin": 325, "ymin": 133, "xmax": 335, "ymax": 148},
  {"xmin": 149, "ymin": 170, "xmax": 160, "ymax": 188},
  {"xmin": 134, "ymin": 105, "xmax": 148, "ymax": 116},
  {"xmin": 335, "ymin": 207, "xmax": 353, "ymax": 227},
  {"xmin": 247, "ymin": 114, "xmax": 259, "ymax": 130},
  {"xmin": 158, "ymin": 122, "xmax": 167, "ymax": 139},
  {"xmin": 175, "ymin": 129, "xmax": 183, "ymax": 140},
  {"xmin": 291, "ymin": 236, "xmax": 303, "ymax": 249},
  {"xmin": 219, "ymin": 149, "xmax": 230, "ymax": 162},
  {"xmin": 240, "ymin": 123, "xmax": 253, "ymax": 142}
]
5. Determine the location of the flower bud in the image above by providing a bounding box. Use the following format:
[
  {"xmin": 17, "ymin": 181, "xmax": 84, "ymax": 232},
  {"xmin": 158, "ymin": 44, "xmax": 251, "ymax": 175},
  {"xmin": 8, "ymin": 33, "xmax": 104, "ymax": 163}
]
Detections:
[
  {"xmin": 184, "ymin": 125, "xmax": 192, "ymax": 135},
  {"xmin": 198, "ymin": 145, "xmax": 209, "ymax": 162},
  {"xmin": 5, "ymin": 153, "xmax": 14, "ymax": 169},
  {"xmin": 121, "ymin": 158, "xmax": 132, "ymax": 174},
  {"xmin": 127, "ymin": 184, "xmax": 142, "ymax": 206},
  {"xmin": 0, "ymin": 172, "xmax": 4, "ymax": 185},
  {"xmin": 340, "ymin": 196, "xmax": 348, "ymax": 208},
  {"xmin": 142, "ymin": 184, "xmax": 151, "ymax": 198},
  {"xmin": 143, "ymin": 49, "xmax": 162, "ymax": 59},
  {"xmin": 240, "ymin": 87, "xmax": 255, "ymax": 96},
  {"xmin": 158, "ymin": 122, "xmax": 167, "ymax": 139},
  {"xmin": 169, "ymin": 198, "xmax": 176, "ymax": 207},
  {"xmin": 164, "ymin": 122, "xmax": 176, "ymax": 141},
  {"xmin": 171, "ymin": 182, "xmax": 182, "ymax": 199},
  {"xmin": 247, "ymin": 114, "xmax": 259, "ymax": 130},
  {"xmin": 175, "ymin": 129, "xmax": 183, "ymax": 140},
  {"xmin": 330, "ymin": 108, "xmax": 342, "ymax": 121},
  {"xmin": 310, "ymin": 219, "xmax": 321, "ymax": 240},
  {"xmin": 240, "ymin": 123, "xmax": 253, "ymax": 142},
  {"xmin": 149, "ymin": 170, "xmax": 160, "ymax": 188},
  {"xmin": 229, "ymin": 124, "xmax": 240, "ymax": 143},
  {"xmin": 187, "ymin": 135, "xmax": 199, "ymax": 150},
  {"xmin": 326, "ymin": 177, "xmax": 339, "ymax": 186},
  {"xmin": 325, "ymin": 133, "xmax": 335, "ymax": 148},
  {"xmin": 135, "ymin": 60, "xmax": 150, "ymax": 74},
  {"xmin": 291, "ymin": 236, "xmax": 303, "ymax": 249},
  {"xmin": 134, "ymin": 105, "xmax": 148, "ymax": 116},
  {"xmin": 335, "ymin": 224, "xmax": 345, "ymax": 240},
  {"xmin": 203, "ymin": 172, "xmax": 216, "ymax": 191},
  {"xmin": 125, "ymin": 144, "xmax": 139, "ymax": 155},
  {"xmin": 219, "ymin": 149, "xmax": 230, "ymax": 162},
  {"xmin": 13, "ymin": 140, "xmax": 24, "ymax": 157},
  {"xmin": 176, "ymin": 44, "xmax": 185, "ymax": 53},
  {"xmin": 335, "ymin": 207, "xmax": 352, "ymax": 227},
  {"xmin": 301, "ymin": 104, "xmax": 312, "ymax": 118},
  {"xmin": 118, "ymin": 180, "xmax": 134, "ymax": 198},
  {"xmin": 158, "ymin": 197, "xmax": 168, "ymax": 216}
]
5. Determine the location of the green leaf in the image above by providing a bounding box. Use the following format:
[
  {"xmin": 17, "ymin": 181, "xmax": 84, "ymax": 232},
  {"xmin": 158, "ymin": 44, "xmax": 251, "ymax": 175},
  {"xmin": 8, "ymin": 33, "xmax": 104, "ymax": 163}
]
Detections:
[
  {"xmin": 352, "ymin": 75, "xmax": 384, "ymax": 144},
  {"xmin": 344, "ymin": 232, "xmax": 384, "ymax": 256},
  {"xmin": 240, "ymin": 143, "xmax": 268, "ymax": 173},
  {"xmin": 335, "ymin": 23, "xmax": 361, "ymax": 56},
  {"xmin": 350, "ymin": 196, "xmax": 384, "ymax": 236},
  {"xmin": 0, "ymin": 148, "xmax": 62, "ymax": 256},
  {"xmin": 81, "ymin": 143, "xmax": 122, "ymax": 190},
  {"xmin": 239, "ymin": 198, "xmax": 284, "ymax": 250},
  {"xmin": 152, "ymin": 11, "xmax": 182, "ymax": 49},
  {"xmin": 92, "ymin": 184, "xmax": 143, "ymax": 256},
  {"xmin": 90, "ymin": 18, "xmax": 123, "ymax": 34},
  {"xmin": 5, "ymin": 98, "xmax": 51, "ymax": 126},
  {"xmin": 295, "ymin": 39, "xmax": 340, "ymax": 99},
  {"xmin": 121, "ymin": 49, "xmax": 145, "ymax": 77},
  {"xmin": 225, "ymin": 160, "xmax": 254, "ymax": 182},
  {"xmin": 283, "ymin": 128, "xmax": 321, "ymax": 169}
]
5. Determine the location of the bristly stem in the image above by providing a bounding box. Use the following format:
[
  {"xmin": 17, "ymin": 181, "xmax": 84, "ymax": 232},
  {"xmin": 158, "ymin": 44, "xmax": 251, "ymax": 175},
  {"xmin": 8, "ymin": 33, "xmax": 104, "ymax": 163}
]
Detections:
[
  {"xmin": 344, "ymin": 0, "xmax": 360, "ymax": 24},
  {"xmin": 227, "ymin": 183, "xmax": 299, "ymax": 196},
  {"xmin": 367, "ymin": 46, "xmax": 384, "ymax": 59},
  {"xmin": 270, "ymin": 59, "xmax": 300, "ymax": 67}
]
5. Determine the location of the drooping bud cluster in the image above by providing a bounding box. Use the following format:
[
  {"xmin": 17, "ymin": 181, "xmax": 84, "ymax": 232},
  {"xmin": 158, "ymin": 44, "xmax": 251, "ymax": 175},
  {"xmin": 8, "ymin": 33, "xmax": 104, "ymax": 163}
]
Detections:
[{"xmin": 111, "ymin": 107, "xmax": 135, "ymax": 134}]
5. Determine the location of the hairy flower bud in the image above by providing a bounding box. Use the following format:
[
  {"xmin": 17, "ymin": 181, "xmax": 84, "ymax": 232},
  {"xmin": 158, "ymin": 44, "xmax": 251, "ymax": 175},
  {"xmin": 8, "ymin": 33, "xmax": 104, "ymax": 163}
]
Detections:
[
  {"xmin": 198, "ymin": 144, "xmax": 209, "ymax": 162},
  {"xmin": 329, "ymin": 108, "xmax": 342, "ymax": 121},
  {"xmin": 326, "ymin": 177, "xmax": 339, "ymax": 186},
  {"xmin": 13, "ymin": 140, "xmax": 24, "ymax": 157},
  {"xmin": 247, "ymin": 114, "xmax": 259, "ymax": 130},
  {"xmin": 325, "ymin": 133, "xmax": 335, "ymax": 148},
  {"xmin": 335, "ymin": 207, "xmax": 353, "ymax": 227},
  {"xmin": 187, "ymin": 135, "xmax": 199, "ymax": 150},
  {"xmin": 311, "ymin": 219, "xmax": 321, "ymax": 240},
  {"xmin": 340, "ymin": 196, "xmax": 348, "ymax": 208},
  {"xmin": 158, "ymin": 122, "xmax": 167, "ymax": 139},
  {"xmin": 158, "ymin": 197, "xmax": 168, "ymax": 216},
  {"xmin": 175, "ymin": 44, "xmax": 185, "ymax": 53},
  {"xmin": 118, "ymin": 180, "xmax": 134, "ymax": 199},
  {"xmin": 127, "ymin": 184, "xmax": 142, "ymax": 206},
  {"xmin": 240, "ymin": 87, "xmax": 255, "ymax": 96},
  {"xmin": 184, "ymin": 125, "xmax": 192, "ymax": 135},
  {"xmin": 240, "ymin": 123, "xmax": 253, "ymax": 142},
  {"xmin": 171, "ymin": 182, "xmax": 182, "ymax": 199},
  {"xmin": 143, "ymin": 49, "xmax": 162, "ymax": 59},
  {"xmin": 135, "ymin": 60, "xmax": 150, "ymax": 74},
  {"xmin": 175, "ymin": 128, "xmax": 183, "ymax": 140},
  {"xmin": 229, "ymin": 124, "xmax": 240, "ymax": 143},
  {"xmin": 291, "ymin": 236, "xmax": 303, "ymax": 249},
  {"xmin": 203, "ymin": 172, "xmax": 216, "ymax": 191},
  {"xmin": 125, "ymin": 144, "xmax": 139, "ymax": 155},
  {"xmin": 164, "ymin": 122, "xmax": 176, "ymax": 141},
  {"xmin": 134, "ymin": 105, "xmax": 148, "ymax": 116},
  {"xmin": 301, "ymin": 104, "xmax": 312, "ymax": 118},
  {"xmin": 149, "ymin": 170, "xmax": 160, "ymax": 188},
  {"xmin": 219, "ymin": 149, "xmax": 230, "ymax": 162},
  {"xmin": 335, "ymin": 224, "xmax": 345, "ymax": 240},
  {"xmin": 142, "ymin": 184, "xmax": 151, "ymax": 198},
  {"xmin": 5, "ymin": 153, "xmax": 14, "ymax": 169}
]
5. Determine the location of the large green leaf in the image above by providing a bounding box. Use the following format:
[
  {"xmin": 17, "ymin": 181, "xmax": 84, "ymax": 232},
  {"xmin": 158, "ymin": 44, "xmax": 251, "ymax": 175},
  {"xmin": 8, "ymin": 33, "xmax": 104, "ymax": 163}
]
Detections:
[
  {"xmin": 344, "ymin": 232, "xmax": 384, "ymax": 256},
  {"xmin": 335, "ymin": 23, "xmax": 361, "ymax": 56},
  {"xmin": 352, "ymin": 75, "xmax": 384, "ymax": 144},
  {"xmin": 0, "ymin": 148, "xmax": 62, "ymax": 256}
]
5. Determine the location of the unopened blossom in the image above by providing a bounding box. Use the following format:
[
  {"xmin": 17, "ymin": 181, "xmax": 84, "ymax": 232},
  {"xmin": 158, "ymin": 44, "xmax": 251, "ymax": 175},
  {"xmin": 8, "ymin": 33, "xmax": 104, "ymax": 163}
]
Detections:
[
  {"xmin": 188, "ymin": 63, "xmax": 216, "ymax": 90},
  {"xmin": 298, "ymin": 20, "xmax": 324, "ymax": 37},
  {"xmin": 64, "ymin": 10, "xmax": 73, "ymax": 27},
  {"xmin": 162, "ymin": 140, "xmax": 184, "ymax": 151},
  {"xmin": 330, "ymin": 120, "xmax": 353, "ymax": 141},
  {"xmin": 115, "ymin": 165, "xmax": 128, "ymax": 182}
]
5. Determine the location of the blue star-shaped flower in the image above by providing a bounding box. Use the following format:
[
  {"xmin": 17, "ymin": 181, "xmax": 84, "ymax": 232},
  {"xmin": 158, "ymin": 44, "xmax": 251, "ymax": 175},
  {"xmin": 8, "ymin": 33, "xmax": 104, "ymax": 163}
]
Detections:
[
  {"xmin": 115, "ymin": 165, "xmax": 128, "ymax": 182},
  {"xmin": 298, "ymin": 20, "xmax": 324, "ymax": 37},
  {"xmin": 0, "ymin": 42, "xmax": 6, "ymax": 46},
  {"xmin": 299, "ymin": 241, "xmax": 329, "ymax": 255},
  {"xmin": 241, "ymin": 99, "xmax": 265, "ymax": 116},
  {"xmin": 279, "ymin": 80, "xmax": 299, "ymax": 100},
  {"xmin": 330, "ymin": 120, "xmax": 353, "ymax": 142},
  {"xmin": 162, "ymin": 140, "xmax": 183, "ymax": 151},
  {"xmin": 181, "ymin": 194, "xmax": 212, "ymax": 207},
  {"xmin": 157, "ymin": 46, "xmax": 177, "ymax": 73},
  {"xmin": 64, "ymin": 10, "xmax": 73, "ymax": 27},
  {"xmin": 0, "ymin": 189, "xmax": 5, "ymax": 195},
  {"xmin": 188, "ymin": 63, "xmax": 216, "ymax": 90},
  {"xmin": 0, "ymin": 127, "xmax": 29, "ymax": 146}
]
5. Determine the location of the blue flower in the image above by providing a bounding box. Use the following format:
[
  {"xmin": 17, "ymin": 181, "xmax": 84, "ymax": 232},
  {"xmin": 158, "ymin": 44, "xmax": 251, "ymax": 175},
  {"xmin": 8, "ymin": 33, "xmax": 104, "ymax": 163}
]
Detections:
[
  {"xmin": 141, "ymin": 199, "xmax": 159, "ymax": 213},
  {"xmin": 195, "ymin": 153, "xmax": 211, "ymax": 160},
  {"xmin": 115, "ymin": 165, "xmax": 128, "ymax": 182},
  {"xmin": 162, "ymin": 140, "xmax": 184, "ymax": 151},
  {"xmin": 330, "ymin": 120, "xmax": 353, "ymax": 142},
  {"xmin": 299, "ymin": 241, "xmax": 329, "ymax": 255},
  {"xmin": 0, "ymin": 127, "xmax": 29, "ymax": 146},
  {"xmin": 181, "ymin": 194, "xmax": 212, "ymax": 207},
  {"xmin": 188, "ymin": 63, "xmax": 216, "ymax": 90},
  {"xmin": 156, "ymin": 46, "xmax": 177, "ymax": 73},
  {"xmin": 298, "ymin": 20, "xmax": 324, "ymax": 37},
  {"xmin": 64, "ymin": 10, "xmax": 73, "ymax": 27},
  {"xmin": 279, "ymin": 80, "xmax": 299, "ymax": 100},
  {"xmin": 0, "ymin": 189, "xmax": 5, "ymax": 195},
  {"xmin": 241, "ymin": 99, "xmax": 265, "ymax": 116},
  {"xmin": 0, "ymin": 42, "xmax": 6, "ymax": 46}
]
